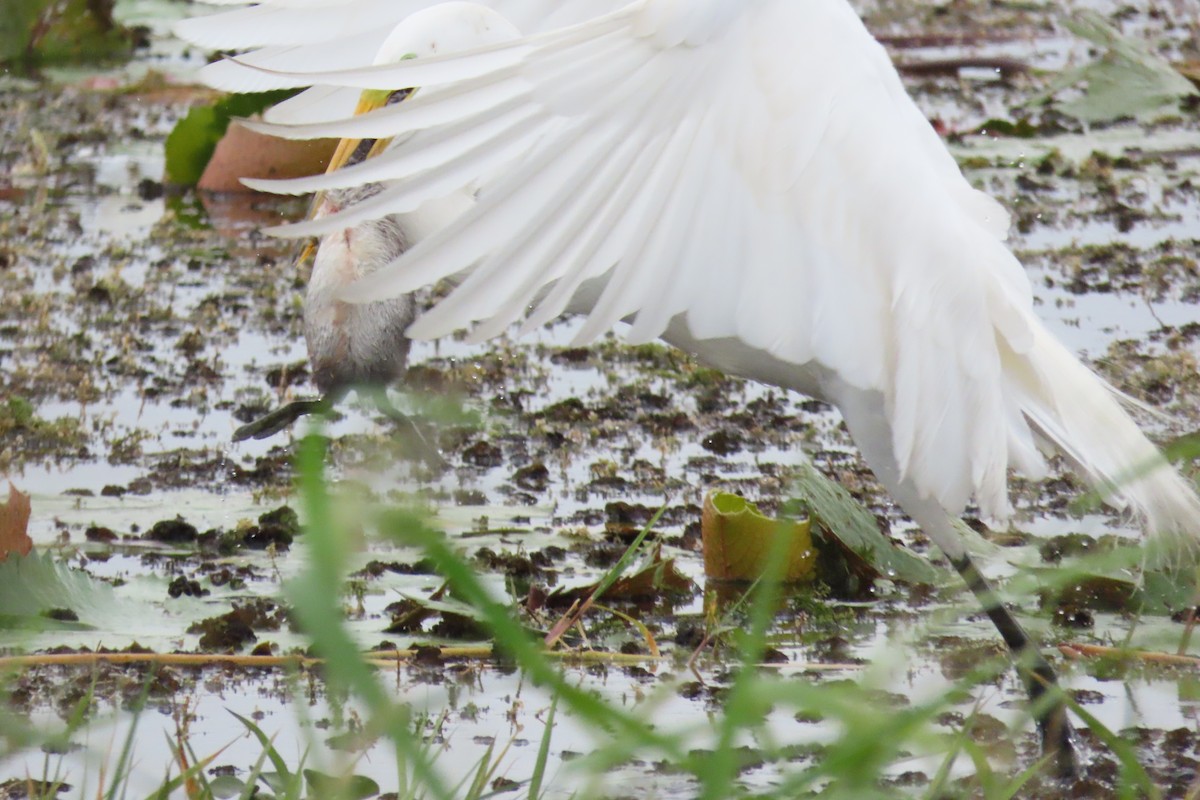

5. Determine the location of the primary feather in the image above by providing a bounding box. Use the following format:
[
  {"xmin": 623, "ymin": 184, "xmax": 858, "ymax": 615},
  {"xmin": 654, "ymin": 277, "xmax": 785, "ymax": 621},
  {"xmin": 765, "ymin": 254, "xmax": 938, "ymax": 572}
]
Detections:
[{"xmin": 179, "ymin": 0, "xmax": 1200, "ymax": 570}]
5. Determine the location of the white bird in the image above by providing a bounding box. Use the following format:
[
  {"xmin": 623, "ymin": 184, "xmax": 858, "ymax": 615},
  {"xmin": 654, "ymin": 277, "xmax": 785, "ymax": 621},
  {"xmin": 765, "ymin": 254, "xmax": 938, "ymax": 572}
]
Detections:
[
  {"xmin": 221, "ymin": 5, "xmax": 517, "ymax": 444},
  {"xmin": 178, "ymin": 0, "xmax": 1200, "ymax": 773}
]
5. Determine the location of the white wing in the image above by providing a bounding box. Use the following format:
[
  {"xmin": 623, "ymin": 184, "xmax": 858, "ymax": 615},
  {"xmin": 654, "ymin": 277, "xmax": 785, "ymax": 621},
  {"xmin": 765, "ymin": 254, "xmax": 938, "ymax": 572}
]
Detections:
[
  {"xmin": 175, "ymin": 0, "xmax": 625, "ymax": 121},
  {"xmin": 229, "ymin": 0, "xmax": 1045, "ymax": 519}
]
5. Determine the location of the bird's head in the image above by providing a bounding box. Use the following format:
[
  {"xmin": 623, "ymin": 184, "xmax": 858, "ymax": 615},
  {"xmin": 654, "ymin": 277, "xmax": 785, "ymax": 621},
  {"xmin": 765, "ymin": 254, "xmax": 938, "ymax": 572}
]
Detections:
[{"xmin": 323, "ymin": 2, "xmax": 521, "ymax": 175}]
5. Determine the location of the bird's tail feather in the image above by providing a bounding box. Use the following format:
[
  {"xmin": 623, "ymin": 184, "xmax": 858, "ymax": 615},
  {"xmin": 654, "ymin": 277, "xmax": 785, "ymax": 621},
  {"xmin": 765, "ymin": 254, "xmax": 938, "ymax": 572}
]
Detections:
[{"xmin": 1011, "ymin": 324, "xmax": 1200, "ymax": 571}]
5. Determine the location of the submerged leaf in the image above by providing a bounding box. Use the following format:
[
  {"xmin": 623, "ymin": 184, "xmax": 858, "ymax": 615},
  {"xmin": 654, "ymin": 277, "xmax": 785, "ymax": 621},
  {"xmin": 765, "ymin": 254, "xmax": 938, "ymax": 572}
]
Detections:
[
  {"xmin": 546, "ymin": 548, "xmax": 691, "ymax": 608},
  {"xmin": 0, "ymin": 483, "xmax": 32, "ymax": 561},
  {"xmin": 1035, "ymin": 11, "xmax": 1198, "ymax": 122}
]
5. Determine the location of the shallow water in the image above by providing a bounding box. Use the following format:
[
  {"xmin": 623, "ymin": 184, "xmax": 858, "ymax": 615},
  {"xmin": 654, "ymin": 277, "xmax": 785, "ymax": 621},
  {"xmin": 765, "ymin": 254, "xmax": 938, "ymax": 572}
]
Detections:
[{"xmin": 1, "ymin": 1, "xmax": 1199, "ymax": 796}]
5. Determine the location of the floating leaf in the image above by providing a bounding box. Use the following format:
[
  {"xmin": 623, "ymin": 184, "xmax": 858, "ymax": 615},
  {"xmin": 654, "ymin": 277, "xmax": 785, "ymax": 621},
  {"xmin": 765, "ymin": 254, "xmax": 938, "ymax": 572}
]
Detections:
[
  {"xmin": 385, "ymin": 587, "xmax": 491, "ymax": 639},
  {"xmin": 1011, "ymin": 545, "xmax": 1194, "ymax": 617},
  {"xmin": 391, "ymin": 593, "xmax": 489, "ymax": 624},
  {"xmin": 164, "ymin": 90, "xmax": 305, "ymax": 187},
  {"xmin": 701, "ymin": 492, "xmax": 816, "ymax": 583},
  {"xmin": 1131, "ymin": 569, "xmax": 1196, "ymax": 616},
  {"xmin": 1033, "ymin": 11, "xmax": 1198, "ymax": 123},
  {"xmin": 791, "ymin": 461, "xmax": 947, "ymax": 586},
  {"xmin": 0, "ymin": 550, "xmax": 123, "ymax": 630}
]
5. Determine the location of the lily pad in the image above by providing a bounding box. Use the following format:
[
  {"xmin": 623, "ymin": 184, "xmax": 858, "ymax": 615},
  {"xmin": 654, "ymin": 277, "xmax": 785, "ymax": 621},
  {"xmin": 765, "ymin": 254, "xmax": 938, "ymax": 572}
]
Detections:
[
  {"xmin": 1011, "ymin": 545, "xmax": 1196, "ymax": 617},
  {"xmin": 791, "ymin": 461, "xmax": 948, "ymax": 586},
  {"xmin": 0, "ymin": 0, "xmax": 131, "ymax": 67},
  {"xmin": 164, "ymin": 90, "xmax": 303, "ymax": 187},
  {"xmin": 701, "ymin": 492, "xmax": 817, "ymax": 583},
  {"xmin": 0, "ymin": 551, "xmax": 122, "ymax": 631},
  {"xmin": 1033, "ymin": 11, "xmax": 1199, "ymax": 123}
]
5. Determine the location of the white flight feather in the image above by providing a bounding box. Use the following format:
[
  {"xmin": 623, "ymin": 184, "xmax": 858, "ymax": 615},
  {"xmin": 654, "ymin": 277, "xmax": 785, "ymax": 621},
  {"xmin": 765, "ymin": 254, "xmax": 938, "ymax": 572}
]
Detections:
[
  {"xmin": 192, "ymin": 0, "xmax": 1200, "ymax": 569},
  {"xmin": 176, "ymin": 0, "xmax": 421, "ymax": 49},
  {"xmin": 244, "ymin": 98, "xmax": 539, "ymax": 196},
  {"xmin": 262, "ymin": 114, "xmax": 552, "ymax": 237},
  {"xmin": 418, "ymin": 126, "xmax": 636, "ymax": 342},
  {"xmin": 264, "ymin": 86, "xmax": 361, "ymax": 124}
]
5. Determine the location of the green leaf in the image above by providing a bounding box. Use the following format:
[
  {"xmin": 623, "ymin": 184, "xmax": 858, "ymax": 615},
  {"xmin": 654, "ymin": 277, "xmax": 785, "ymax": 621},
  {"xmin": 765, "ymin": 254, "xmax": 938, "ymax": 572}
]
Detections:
[
  {"xmin": 164, "ymin": 90, "xmax": 300, "ymax": 187},
  {"xmin": 1132, "ymin": 569, "xmax": 1196, "ymax": 615},
  {"xmin": 0, "ymin": 550, "xmax": 125, "ymax": 629},
  {"xmin": 1033, "ymin": 11, "xmax": 1198, "ymax": 123},
  {"xmin": 164, "ymin": 105, "xmax": 224, "ymax": 188},
  {"xmin": 791, "ymin": 460, "xmax": 948, "ymax": 586},
  {"xmin": 1003, "ymin": 542, "xmax": 1197, "ymax": 616},
  {"xmin": 303, "ymin": 769, "xmax": 380, "ymax": 799}
]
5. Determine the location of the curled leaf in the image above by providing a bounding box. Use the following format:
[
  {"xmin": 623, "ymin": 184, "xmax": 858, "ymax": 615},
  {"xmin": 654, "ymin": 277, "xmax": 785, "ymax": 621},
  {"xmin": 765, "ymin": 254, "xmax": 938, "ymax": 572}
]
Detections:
[
  {"xmin": 198, "ymin": 122, "xmax": 337, "ymax": 193},
  {"xmin": 701, "ymin": 492, "xmax": 816, "ymax": 583},
  {"xmin": 164, "ymin": 90, "xmax": 329, "ymax": 188}
]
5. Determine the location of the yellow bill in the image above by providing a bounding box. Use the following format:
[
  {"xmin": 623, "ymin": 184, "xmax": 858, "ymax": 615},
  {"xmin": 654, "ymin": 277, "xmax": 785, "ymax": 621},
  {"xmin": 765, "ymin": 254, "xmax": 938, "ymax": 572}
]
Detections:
[
  {"xmin": 298, "ymin": 81, "xmax": 416, "ymax": 268},
  {"xmin": 324, "ymin": 88, "xmax": 400, "ymax": 175}
]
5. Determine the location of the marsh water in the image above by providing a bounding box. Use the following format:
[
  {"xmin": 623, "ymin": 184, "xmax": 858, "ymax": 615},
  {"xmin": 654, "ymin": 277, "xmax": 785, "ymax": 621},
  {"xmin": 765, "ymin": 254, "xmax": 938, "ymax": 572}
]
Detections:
[{"xmin": 1, "ymin": 0, "xmax": 1200, "ymax": 796}]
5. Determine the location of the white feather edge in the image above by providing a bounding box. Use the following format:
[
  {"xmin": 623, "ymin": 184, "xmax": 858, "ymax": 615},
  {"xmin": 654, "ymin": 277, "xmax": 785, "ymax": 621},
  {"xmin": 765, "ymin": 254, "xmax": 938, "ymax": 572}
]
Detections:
[
  {"xmin": 326, "ymin": 2, "xmax": 1040, "ymax": 528},
  {"xmin": 190, "ymin": 0, "xmax": 1200, "ymax": 564}
]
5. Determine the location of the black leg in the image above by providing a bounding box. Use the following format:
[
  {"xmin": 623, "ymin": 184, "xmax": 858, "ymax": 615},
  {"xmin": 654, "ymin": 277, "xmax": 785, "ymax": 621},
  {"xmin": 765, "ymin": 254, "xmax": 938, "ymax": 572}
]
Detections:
[
  {"xmin": 364, "ymin": 388, "xmax": 447, "ymax": 469},
  {"xmin": 232, "ymin": 392, "xmax": 341, "ymax": 442},
  {"xmin": 950, "ymin": 553, "xmax": 1078, "ymax": 778},
  {"xmin": 233, "ymin": 385, "xmax": 445, "ymax": 467}
]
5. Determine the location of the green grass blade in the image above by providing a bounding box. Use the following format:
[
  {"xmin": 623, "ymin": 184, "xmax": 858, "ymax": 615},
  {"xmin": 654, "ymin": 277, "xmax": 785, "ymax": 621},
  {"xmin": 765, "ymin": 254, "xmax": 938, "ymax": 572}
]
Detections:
[{"xmin": 528, "ymin": 695, "xmax": 558, "ymax": 800}]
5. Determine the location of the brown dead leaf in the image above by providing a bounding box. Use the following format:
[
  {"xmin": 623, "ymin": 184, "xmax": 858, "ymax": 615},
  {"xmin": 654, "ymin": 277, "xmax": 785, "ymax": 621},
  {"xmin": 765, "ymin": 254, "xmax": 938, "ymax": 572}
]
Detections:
[
  {"xmin": 1178, "ymin": 61, "xmax": 1200, "ymax": 90},
  {"xmin": 0, "ymin": 483, "xmax": 33, "ymax": 561},
  {"xmin": 545, "ymin": 549, "xmax": 693, "ymax": 609},
  {"xmin": 198, "ymin": 122, "xmax": 337, "ymax": 193}
]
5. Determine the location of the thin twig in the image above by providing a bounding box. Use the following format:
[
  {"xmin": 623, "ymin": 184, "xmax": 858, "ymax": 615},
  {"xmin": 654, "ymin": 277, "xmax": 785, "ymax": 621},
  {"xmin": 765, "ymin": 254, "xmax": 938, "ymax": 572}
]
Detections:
[
  {"xmin": 0, "ymin": 646, "xmax": 666, "ymax": 671},
  {"xmin": 1060, "ymin": 643, "xmax": 1200, "ymax": 667}
]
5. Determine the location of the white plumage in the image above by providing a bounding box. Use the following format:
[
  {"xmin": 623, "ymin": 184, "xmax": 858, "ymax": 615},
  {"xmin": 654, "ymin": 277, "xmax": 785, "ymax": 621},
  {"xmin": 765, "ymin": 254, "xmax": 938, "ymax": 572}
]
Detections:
[{"xmin": 177, "ymin": 0, "xmax": 1200, "ymax": 571}]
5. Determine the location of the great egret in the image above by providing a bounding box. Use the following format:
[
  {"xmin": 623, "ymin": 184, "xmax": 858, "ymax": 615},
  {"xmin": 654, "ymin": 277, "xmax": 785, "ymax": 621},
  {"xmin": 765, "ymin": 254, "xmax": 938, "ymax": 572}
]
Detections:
[
  {"xmin": 222, "ymin": 6, "xmax": 516, "ymax": 446},
  {"xmin": 178, "ymin": 0, "xmax": 1200, "ymax": 774}
]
